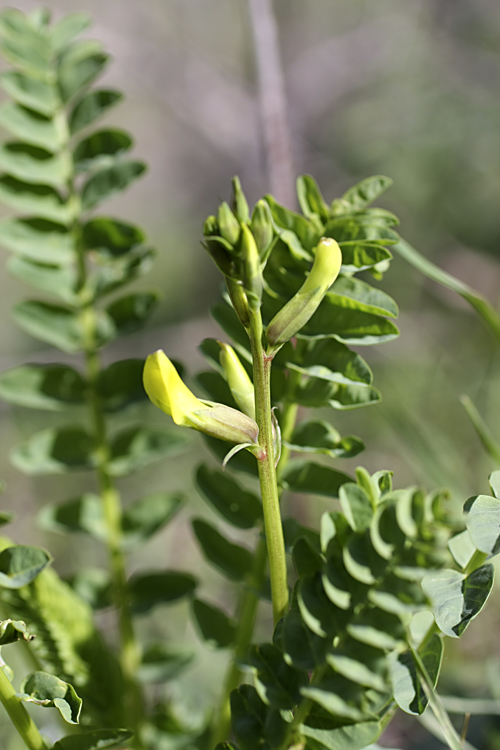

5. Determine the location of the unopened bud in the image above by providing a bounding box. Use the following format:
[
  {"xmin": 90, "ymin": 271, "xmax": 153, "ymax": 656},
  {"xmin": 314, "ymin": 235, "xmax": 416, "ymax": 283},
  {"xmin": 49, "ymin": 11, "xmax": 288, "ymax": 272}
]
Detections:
[
  {"xmin": 232, "ymin": 176, "xmax": 249, "ymax": 225},
  {"xmin": 217, "ymin": 202, "xmax": 240, "ymax": 246},
  {"xmin": 219, "ymin": 342, "xmax": 255, "ymax": 419},
  {"xmin": 203, "ymin": 237, "xmax": 236, "ymax": 278},
  {"xmin": 266, "ymin": 238, "xmax": 342, "ymax": 349},
  {"xmin": 226, "ymin": 277, "xmax": 250, "ymax": 328},
  {"xmin": 240, "ymin": 224, "xmax": 262, "ymax": 309},
  {"xmin": 203, "ymin": 215, "xmax": 219, "ymax": 237},
  {"xmin": 251, "ymin": 200, "xmax": 274, "ymax": 260}
]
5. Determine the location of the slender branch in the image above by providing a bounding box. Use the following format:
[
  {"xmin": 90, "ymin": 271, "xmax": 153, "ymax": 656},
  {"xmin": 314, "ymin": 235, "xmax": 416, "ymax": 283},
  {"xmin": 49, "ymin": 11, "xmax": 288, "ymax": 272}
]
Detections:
[
  {"xmin": 62, "ymin": 122, "xmax": 145, "ymax": 742},
  {"xmin": 0, "ymin": 666, "xmax": 48, "ymax": 750},
  {"xmin": 249, "ymin": 309, "xmax": 289, "ymax": 623},
  {"xmin": 247, "ymin": 0, "xmax": 295, "ymax": 207},
  {"xmin": 210, "ymin": 537, "xmax": 267, "ymax": 747}
]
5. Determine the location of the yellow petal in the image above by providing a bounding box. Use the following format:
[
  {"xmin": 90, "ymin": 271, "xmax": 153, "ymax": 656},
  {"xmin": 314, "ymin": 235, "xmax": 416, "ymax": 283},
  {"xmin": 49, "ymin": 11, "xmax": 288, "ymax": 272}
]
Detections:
[{"xmin": 143, "ymin": 351, "xmax": 202, "ymax": 426}]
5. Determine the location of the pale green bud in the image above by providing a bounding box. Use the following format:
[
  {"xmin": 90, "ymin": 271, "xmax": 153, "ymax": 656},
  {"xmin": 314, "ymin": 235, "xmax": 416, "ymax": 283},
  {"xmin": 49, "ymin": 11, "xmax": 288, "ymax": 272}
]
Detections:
[
  {"xmin": 217, "ymin": 202, "xmax": 241, "ymax": 246},
  {"xmin": 226, "ymin": 277, "xmax": 250, "ymax": 328},
  {"xmin": 251, "ymin": 200, "xmax": 274, "ymax": 259},
  {"xmin": 240, "ymin": 224, "xmax": 262, "ymax": 309},
  {"xmin": 143, "ymin": 350, "xmax": 259, "ymax": 446},
  {"xmin": 203, "ymin": 215, "xmax": 219, "ymax": 236},
  {"xmin": 266, "ymin": 237, "xmax": 342, "ymax": 349},
  {"xmin": 219, "ymin": 341, "xmax": 255, "ymax": 420},
  {"xmin": 232, "ymin": 176, "xmax": 249, "ymax": 224}
]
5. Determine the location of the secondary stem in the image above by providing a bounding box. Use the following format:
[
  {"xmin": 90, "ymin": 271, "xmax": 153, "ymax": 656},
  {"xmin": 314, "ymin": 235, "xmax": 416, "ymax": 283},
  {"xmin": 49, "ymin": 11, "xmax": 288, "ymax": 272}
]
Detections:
[
  {"xmin": 249, "ymin": 309, "xmax": 288, "ymax": 624},
  {"xmin": 210, "ymin": 537, "xmax": 267, "ymax": 747},
  {"xmin": 0, "ymin": 666, "xmax": 48, "ymax": 750}
]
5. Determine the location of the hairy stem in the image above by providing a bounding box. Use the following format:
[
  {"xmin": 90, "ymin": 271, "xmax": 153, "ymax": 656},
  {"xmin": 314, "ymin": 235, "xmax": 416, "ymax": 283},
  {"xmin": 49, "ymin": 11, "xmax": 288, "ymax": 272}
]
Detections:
[
  {"xmin": 0, "ymin": 666, "xmax": 48, "ymax": 750},
  {"xmin": 249, "ymin": 309, "xmax": 288, "ymax": 623}
]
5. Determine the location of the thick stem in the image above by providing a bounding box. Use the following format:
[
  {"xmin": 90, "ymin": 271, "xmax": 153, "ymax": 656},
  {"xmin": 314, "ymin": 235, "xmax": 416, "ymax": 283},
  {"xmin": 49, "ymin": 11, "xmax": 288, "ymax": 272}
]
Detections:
[
  {"xmin": 0, "ymin": 666, "xmax": 48, "ymax": 750},
  {"xmin": 249, "ymin": 310, "xmax": 288, "ymax": 623}
]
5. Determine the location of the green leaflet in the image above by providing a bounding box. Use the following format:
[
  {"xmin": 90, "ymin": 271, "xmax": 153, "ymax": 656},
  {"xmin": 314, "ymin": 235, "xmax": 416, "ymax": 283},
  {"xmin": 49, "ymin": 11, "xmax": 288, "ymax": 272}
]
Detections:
[
  {"xmin": 129, "ymin": 571, "xmax": 197, "ymax": 614},
  {"xmin": 53, "ymin": 729, "xmax": 133, "ymax": 750},
  {"xmin": 0, "ymin": 545, "xmax": 52, "ymax": 588},
  {"xmin": 192, "ymin": 598, "xmax": 236, "ymax": 649},
  {"xmin": 192, "ymin": 518, "xmax": 254, "ymax": 581},
  {"xmin": 196, "ymin": 463, "xmax": 262, "ymax": 528},
  {"xmin": 422, "ymin": 565, "xmax": 494, "ymax": 638},
  {"xmin": 19, "ymin": 671, "xmax": 82, "ymax": 724},
  {"xmin": 0, "ymin": 364, "xmax": 85, "ymax": 410}
]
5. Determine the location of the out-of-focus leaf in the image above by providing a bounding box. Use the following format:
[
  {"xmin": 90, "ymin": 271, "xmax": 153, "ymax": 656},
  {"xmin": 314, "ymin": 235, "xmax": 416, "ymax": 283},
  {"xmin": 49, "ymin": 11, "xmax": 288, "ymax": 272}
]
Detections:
[
  {"xmin": 340, "ymin": 242, "xmax": 392, "ymax": 272},
  {"xmin": 290, "ymin": 377, "xmax": 381, "ymax": 411},
  {"xmin": 68, "ymin": 568, "xmax": 112, "ymax": 610},
  {"xmin": 461, "ymin": 395, "xmax": 500, "ymax": 466},
  {"xmin": 108, "ymin": 427, "xmax": 188, "ymax": 477},
  {"xmin": 138, "ymin": 643, "xmax": 194, "ymax": 684},
  {"xmin": 281, "ymin": 460, "xmax": 351, "ymax": 498},
  {"xmin": 38, "ymin": 494, "xmax": 106, "ymax": 540},
  {"xmin": 57, "ymin": 40, "xmax": 108, "ymax": 103},
  {"xmin": 284, "ymin": 421, "xmax": 364, "ymax": 459},
  {"xmin": 0, "ymin": 364, "xmax": 85, "ymax": 410},
  {"xmin": 81, "ymin": 161, "xmax": 146, "ymax": 210},
  {"xmin": 422, "ymin": 565, "xmax": 494, "ymax": 637},
  {"xmin": 0, "ymin": 142, "xmax": 69, "ymax": 186},
  {"xmin": 192, "ymin": 518, "xmax": 253, "ymax": 581},
  {"xmin": 91, "ymin": 248, "xmax": 155, "ymax": 298},
  {"xmin": 7, "ymin": 257, "xmax": 78, "ymax": 304},
  {"xmin": 0, "ymin": 217, "xmax": 74, "ymax": 264},
  {"xmin": 129, "ymin": 571, "xmax": 196, "ymax": 614},
  {"xmin": 0, "ymin": 103, "xmax": 61, "ymax": 151},
  {"xmin": 394, "ymin": 238, "xmax": 500, "ymax": 345},
  {"xmin": 98, "ymin": 359, "xmax": 147, "ymax": 412},
  {"xmin": 0, "ymin": 545, "xmax": 51, "ymax": 589},
  {"xmin": 122, "ymin": 492, "xmax": 183, "ymax": 546},
  {"xmin": 69, "ymin": 90, "xmax": 122, "ymax": 134},
  {"xmin": 82, "ymin": 216, "xmax": 145, "ymax": 257},
  {"xmin": 192, "ymin": 598, "xmax": 236, "ymax": 649},
  {"xmin": 340, "ymin": 483, "xmax": 373, "ymax": 532},
  {"xmin": 13, "ymin": 300, "xmax": 113, "ymax": 352},
  {"xmin": 19, "ymin": 671, "xmax": 82, "ymax": 723},
  {"xmin": 53, "ymin": 729, "xmax": 133, "ymax": 750},
  {"xmin": 74, "ymin": 128, "xmax": 133, "ymax": 171},
  {"xmin": 105, "ymin": 291, "xmax": 159, "ymax": 336},
  {"xmin": 448, "ymin": 530, "xmax": 476, "ymax": 570},
  {"xmin": 203, "ymin": 435, "xmax": 258, "ymax": 477},
  {"xmin": 0, "ymin": 71, "xmax": 58, "ymax": 116},
  {"xmin": 296, "ymin": 174, "xmax": 331, "ymax": 224},
  {"xmin": 0, "ymin": 176, "xmax": 72, "ymax": 223},
  {"xmin": 196, "ymin": 464, "xmax": 262, "ymax": 529},
  {"xmin": 211, "ymin": 303, "xmax": 251, "ymax": 357},
  {"xmin": 11, "ymin": 427, "xmax": 95, "ymax": 475},
  {"xmin": 50, "ymin": 13, "xmax": 91, "ymax": 52}
]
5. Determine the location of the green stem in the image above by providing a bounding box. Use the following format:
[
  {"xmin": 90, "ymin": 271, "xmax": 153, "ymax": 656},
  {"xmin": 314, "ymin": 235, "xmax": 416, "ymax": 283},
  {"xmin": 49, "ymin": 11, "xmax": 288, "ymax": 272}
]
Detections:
[
  {"xmin": 249, "ymin": 309, "xmax": 289, "ymax": 624},
  {"xmin": 72, "ymin": 193, "xmax": 144, "ymax": 742},
  {"xmin": 210, "ymin": 537, "xmax": 267, "ymax": 747},
  {"xmin": 0, "ymin": 666, "xmax": 48, "ymax": 750},
  {"xmin": 211, "ymin": 366, "xmax": 301, "ymax": 745}
]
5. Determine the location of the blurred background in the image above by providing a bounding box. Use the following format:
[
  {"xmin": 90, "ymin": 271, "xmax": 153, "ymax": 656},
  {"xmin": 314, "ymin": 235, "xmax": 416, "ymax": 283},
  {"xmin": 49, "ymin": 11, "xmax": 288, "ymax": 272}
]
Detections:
[{"xmin": 1, "ymin": 0, "xmax": 500, "ymax": 747}]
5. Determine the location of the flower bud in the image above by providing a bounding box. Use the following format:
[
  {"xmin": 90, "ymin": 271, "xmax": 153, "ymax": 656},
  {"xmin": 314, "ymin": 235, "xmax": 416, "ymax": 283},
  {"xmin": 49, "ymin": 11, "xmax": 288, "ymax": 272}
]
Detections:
[
  {"xmin": 266, "ymin": 237, "xmax": 342, "ymax": 349},
  {"xmin": 203, "ymin": 215, "xmax": 219, "ymax": 237},
  {"xmin": 143, "ymin": 350, "xmax": 259, "ymax": 446},
  {"xmin": 240, "ymin": 224, "xmax": 262, "ymax": 309},
  {"xmin": 203, "ymin": 236, "xmax": 236, "ymax": 278},
  {"xmin": 219, "ymin": 342, "xmax": 255, "ymax": 419},
  {"xmin": 217, "ymin": 202, "xmax": 241, "ymax": 246},
  {"xmin": 251, "ymin": 200, "xmax": 274, "ymax": 259},
  {"xmin": 232, "ymin": 176, "xmax": 249, "ymax": 225},
  {"xmin": 226, "ymin": 277, "xmax": 250, "ymax": 328}
]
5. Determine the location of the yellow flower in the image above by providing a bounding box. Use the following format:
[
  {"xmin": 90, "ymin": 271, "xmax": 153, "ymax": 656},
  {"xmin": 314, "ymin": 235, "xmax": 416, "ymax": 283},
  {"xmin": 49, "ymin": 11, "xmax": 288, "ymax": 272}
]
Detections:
[
  {"xmin": 218, "ymin": 342, "xmax": 255, "ymax": 420},
  {"xmin": 143, "ymin": 350, "xmax": 259, "ymax": 447}
]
